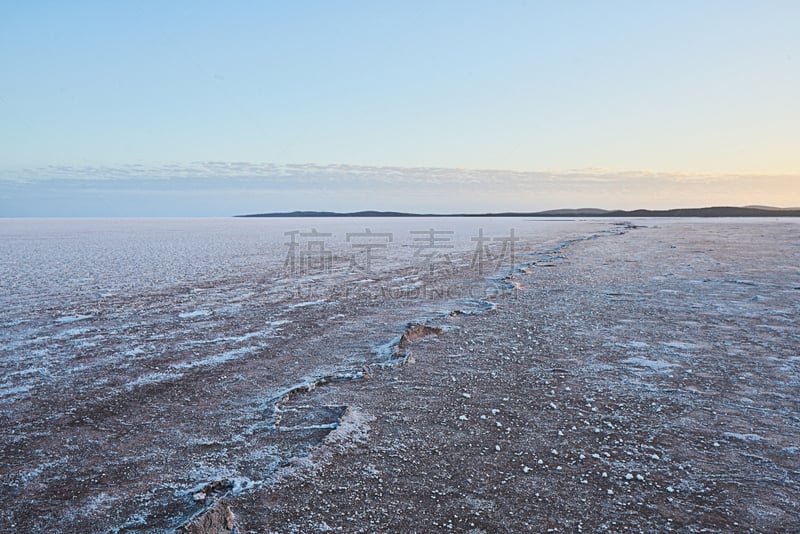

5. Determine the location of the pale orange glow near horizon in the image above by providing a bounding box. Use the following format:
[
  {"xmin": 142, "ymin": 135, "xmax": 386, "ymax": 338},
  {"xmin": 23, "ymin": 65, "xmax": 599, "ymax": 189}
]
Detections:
[
  {"xmin": 2, "ymin": 163, "xmax": 797, "ymax": 216},
  {"xmin": 2, "ymin": 3, "xmax": 799, "ymax": 216}
]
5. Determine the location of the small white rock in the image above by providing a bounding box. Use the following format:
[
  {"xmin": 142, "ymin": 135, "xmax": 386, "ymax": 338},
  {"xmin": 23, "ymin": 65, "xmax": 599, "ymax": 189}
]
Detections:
[{"xmin": 462, "ymin": 393, "xmax": 471, "ymax": 399}]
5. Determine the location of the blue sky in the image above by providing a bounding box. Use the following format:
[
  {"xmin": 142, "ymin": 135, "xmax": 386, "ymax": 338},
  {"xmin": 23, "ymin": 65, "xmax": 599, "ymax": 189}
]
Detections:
[{"xmin": 1, "ymin": 1, "xmax": 798, "ymax": 216}]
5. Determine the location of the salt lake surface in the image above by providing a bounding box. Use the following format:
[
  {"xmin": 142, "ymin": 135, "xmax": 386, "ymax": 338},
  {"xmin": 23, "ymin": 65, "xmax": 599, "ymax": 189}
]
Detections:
[{"xmin": 1, "ymin": 216, "xmax": 620, "ymax": 531}]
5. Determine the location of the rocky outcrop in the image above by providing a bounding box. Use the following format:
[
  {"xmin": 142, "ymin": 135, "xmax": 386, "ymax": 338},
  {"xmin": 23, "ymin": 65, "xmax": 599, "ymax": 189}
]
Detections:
[
  {"xmin": 398, "ymin": 323, "xmax": 442, "ymax": 348},
  {"xmin": 176, "ymin": 500, "xmax": 238, "ymax": 534}
]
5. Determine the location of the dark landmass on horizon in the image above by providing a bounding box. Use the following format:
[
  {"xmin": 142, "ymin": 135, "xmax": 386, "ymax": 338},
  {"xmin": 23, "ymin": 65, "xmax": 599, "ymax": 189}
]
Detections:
[{"xmin": 237, "ymin": 206, "xmax": 800, "ymax": 218}]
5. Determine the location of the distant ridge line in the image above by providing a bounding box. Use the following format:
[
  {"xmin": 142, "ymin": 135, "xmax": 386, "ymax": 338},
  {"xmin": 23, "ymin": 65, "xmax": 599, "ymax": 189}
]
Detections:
[{"xmin": 237, "ymin": 207, "xmax": 800, "ymax": 218}]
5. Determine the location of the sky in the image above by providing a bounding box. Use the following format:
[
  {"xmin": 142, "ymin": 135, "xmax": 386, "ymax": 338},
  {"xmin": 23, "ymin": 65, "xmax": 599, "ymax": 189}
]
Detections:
[{"xmin": 1, "ymin": 1, "xmax": 798, "ymax": 216}]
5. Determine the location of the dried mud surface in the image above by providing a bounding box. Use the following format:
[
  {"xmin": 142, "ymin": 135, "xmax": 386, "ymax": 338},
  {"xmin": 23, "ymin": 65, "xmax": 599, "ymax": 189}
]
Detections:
[{"xmin": 226, "ymin": 222, "xmax": 800, "ymax": 533}]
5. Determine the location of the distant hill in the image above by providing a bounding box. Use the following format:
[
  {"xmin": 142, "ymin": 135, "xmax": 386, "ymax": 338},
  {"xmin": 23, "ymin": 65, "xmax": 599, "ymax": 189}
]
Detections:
[
  {"xmin": 744, "ymin": 205, "xmax": 800, "ymax": 211},
  {"xmin": 238, "ymin": 210, "xmax": 424, "ymax": 218},
  {"xmin": 534, "ymin": 208, "xmax": 611, "ymax": 216},
  {"xmin": 238, "ymin": 206, "xmax": 800, "ymax": 218},
  {"xmin": 601, "ymin": 206, "xmax": 800, "ymax": 217}
]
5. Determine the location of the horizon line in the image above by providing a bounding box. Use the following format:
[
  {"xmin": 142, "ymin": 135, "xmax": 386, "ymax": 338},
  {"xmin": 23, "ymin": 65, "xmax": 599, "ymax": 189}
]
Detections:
[{"xmin": 5, "ymin": 206, "xmax": 800, "ymax": 220}]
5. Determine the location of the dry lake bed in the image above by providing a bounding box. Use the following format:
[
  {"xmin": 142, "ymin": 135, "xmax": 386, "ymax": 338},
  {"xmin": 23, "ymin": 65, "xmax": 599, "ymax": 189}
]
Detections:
[{"xmin": 2, "ymin": 218, "xmax": 798, "ymax": 532}]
